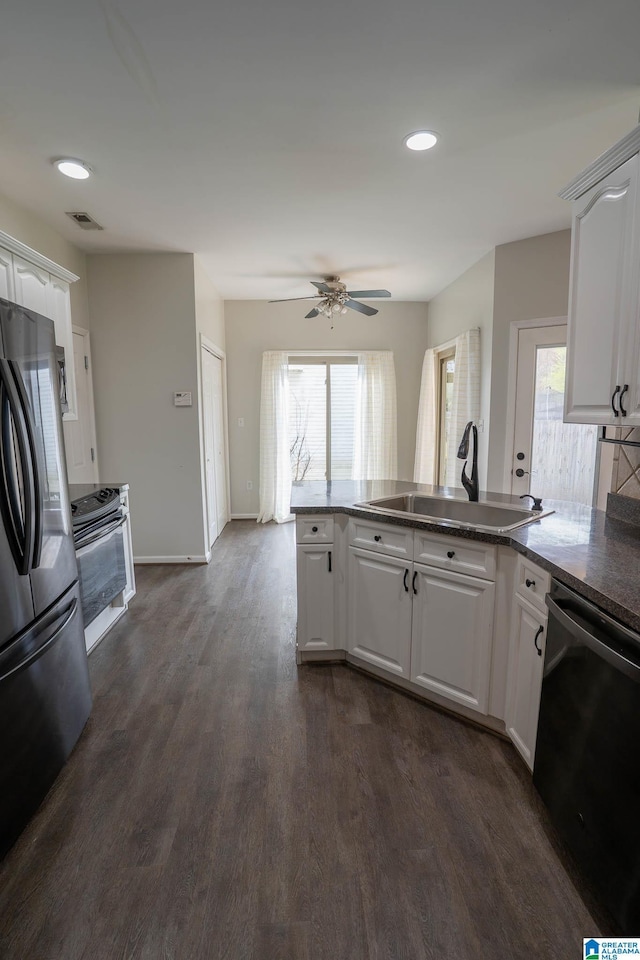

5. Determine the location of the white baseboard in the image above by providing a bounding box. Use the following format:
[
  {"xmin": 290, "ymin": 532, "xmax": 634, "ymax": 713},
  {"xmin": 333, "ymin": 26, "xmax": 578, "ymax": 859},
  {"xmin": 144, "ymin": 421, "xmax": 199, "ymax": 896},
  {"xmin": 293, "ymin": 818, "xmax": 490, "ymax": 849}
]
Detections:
[
  {"xmin": 230, "ymin": 513, "xmax": 259, "ymax": 520},
  {"xmin": 134, "ymin": 555, "xmax": 210, "ymax": 564}
]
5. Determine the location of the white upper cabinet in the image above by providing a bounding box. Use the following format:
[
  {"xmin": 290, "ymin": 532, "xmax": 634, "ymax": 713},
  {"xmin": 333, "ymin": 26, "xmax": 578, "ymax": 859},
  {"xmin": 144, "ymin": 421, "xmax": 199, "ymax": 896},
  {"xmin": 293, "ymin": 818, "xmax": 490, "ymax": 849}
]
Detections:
[
  {"xmin": 562, "ymin": 131, "xmax": 640, "ymax": 425},
  {"xmin": 0, "ymin": 249, "xmax": 14, "ymax": 301},
  {"xmin": 0, "ymin": 236, "xmax": 79, "ymax": 420}
]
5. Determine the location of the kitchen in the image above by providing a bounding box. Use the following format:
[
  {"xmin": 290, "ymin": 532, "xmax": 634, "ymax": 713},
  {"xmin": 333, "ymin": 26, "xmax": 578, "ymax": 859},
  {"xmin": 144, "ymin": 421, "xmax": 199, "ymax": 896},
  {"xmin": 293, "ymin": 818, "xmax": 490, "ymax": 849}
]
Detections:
[{"xmin": 2, "ymin": 2, "xmax": 640, "ymax": 958}]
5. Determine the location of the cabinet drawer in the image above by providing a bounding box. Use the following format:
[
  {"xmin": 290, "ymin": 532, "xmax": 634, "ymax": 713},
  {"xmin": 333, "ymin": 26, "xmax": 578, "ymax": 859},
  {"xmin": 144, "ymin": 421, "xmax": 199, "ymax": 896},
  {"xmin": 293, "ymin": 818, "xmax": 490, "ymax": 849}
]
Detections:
[
  {"xmin": 515, "ymin": 555, "xmax": 550, "ymax": 613},
  {"xmin": 414, "ymin": 531, "xmax": 496, "ymax": 580},
  {"xmin": 296, "ymin": 516, "xmax": 334, "ymax": 544},
  {"xmin": 349, "ymin": 518, "xmax": 412, "ymax": 559}
]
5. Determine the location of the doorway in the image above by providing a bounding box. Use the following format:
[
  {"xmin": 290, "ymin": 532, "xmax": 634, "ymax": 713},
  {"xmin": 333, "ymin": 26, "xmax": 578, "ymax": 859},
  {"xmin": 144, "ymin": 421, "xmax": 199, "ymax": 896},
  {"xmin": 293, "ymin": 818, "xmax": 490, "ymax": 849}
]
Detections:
[
  {"xmin": 62, "ymin": 327, "xmax": 99, "ymax": 484},
  {"xmin": 201, "ymin": 342, "xmax": 229, "ymax": 550},
  {"xmin": 508, "ymin": 323, "xmax": 599, "ymax": 506}
]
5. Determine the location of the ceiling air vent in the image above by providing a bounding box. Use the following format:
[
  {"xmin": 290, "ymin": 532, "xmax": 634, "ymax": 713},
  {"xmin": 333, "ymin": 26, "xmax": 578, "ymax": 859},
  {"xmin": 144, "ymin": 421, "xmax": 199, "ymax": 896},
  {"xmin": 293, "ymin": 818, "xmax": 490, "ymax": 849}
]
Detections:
[{"xmin": 65, "ymin": 211, "xmax": 103, "ymax": 231}]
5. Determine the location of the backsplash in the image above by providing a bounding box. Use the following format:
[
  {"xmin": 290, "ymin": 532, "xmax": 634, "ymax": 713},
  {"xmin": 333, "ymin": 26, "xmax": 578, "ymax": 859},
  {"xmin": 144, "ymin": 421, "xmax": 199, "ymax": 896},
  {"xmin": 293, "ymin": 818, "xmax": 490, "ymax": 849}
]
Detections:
[{"xmin": 611, "ymin": 427, "xmax": 640, "ymax": 498}]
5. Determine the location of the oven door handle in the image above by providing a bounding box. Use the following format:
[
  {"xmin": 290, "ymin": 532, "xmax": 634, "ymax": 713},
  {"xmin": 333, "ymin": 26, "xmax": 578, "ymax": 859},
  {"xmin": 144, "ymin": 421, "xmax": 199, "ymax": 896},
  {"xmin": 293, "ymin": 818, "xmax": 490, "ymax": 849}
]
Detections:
[
  {"xmin": 545, "ymin": 595, "xmax": 640, "ymax": 683},
  {"xmin": 75, "ymin": 515, "xmax": 126, "ymax": 552}
]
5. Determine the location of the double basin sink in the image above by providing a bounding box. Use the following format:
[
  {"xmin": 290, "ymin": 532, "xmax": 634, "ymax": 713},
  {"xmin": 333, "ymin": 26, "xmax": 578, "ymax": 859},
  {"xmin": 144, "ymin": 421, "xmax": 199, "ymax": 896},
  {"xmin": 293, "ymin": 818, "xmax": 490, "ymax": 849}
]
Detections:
[{"xmin": 355, "ymin": 492, "xmax": 554, "ymax": 534}]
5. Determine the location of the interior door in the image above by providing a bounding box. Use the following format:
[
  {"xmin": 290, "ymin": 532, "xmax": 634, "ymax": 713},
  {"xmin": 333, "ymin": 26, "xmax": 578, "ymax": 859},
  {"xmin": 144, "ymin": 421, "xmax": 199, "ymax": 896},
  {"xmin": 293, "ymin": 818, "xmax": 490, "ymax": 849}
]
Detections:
[
  {"xmin": 510, "ymin": 324, "xmax": 599, "ymax": 506},
  {"xmin": 62, "ymin": 329, "xmax": 98, "ymax": 484},
  {"xmin": 201, "ymin": 346, "xmax": 228, "ymax": 549}
]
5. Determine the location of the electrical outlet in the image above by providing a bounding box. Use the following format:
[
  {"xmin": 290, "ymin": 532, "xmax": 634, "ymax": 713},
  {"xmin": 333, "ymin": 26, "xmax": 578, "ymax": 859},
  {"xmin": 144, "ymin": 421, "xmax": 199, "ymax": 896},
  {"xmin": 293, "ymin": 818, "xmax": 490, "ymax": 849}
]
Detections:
[{"xmin": 246, "ymin": 480, "xmax": 253, "ymax": 491}]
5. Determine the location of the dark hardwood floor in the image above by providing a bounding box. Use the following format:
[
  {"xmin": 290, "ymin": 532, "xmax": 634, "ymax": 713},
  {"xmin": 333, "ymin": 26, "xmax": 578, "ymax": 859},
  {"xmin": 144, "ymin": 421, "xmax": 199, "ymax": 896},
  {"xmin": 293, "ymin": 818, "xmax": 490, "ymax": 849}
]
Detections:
[{"xmin": 0, "ymin": 520, "xmax": 603, "ymax": 959}]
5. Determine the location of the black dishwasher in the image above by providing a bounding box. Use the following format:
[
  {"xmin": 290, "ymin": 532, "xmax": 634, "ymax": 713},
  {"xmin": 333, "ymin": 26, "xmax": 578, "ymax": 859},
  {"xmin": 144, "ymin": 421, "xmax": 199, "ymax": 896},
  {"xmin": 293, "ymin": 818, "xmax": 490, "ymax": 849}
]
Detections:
[{"xmin": 534, "ymin": 579, "xmax": 640, "ymax": 932}]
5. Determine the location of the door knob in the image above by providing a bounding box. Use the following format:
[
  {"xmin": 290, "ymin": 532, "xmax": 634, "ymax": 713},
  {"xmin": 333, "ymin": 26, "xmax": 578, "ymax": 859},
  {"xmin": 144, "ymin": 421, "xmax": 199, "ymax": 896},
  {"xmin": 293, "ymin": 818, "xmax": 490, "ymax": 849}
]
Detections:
[{"xmin": 515, "ymin": 468, "xmax": 530, "ymax": 478}]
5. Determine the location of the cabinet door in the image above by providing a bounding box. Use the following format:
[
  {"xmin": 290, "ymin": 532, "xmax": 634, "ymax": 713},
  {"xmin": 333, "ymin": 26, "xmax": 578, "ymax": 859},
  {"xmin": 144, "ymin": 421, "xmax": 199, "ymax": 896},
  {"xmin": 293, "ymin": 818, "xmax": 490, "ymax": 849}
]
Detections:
[
  {"xmin": 13, "ymin": 256, "xmax": 50, "ymax": 316},
  {"xmin": 504, "ymin": 596, "xmax": 546, "ymax": 771},
  {"xmin": 0, "ymin": 247, "xmax": 14, "ymax": 301},
  {"xmin": 565, "ymin": 155, "xmax": 639, "ymax": 425},
  {"xmin": 348, "ymin": 548, "xmax": 412, "ymax": 677},
  {"xmin": 410, "ymin": 564, "xmax": 494, "ymax": 714},
  {"xmin": 296, "ymin": 545, "xmax": 335, "ymax": 652}
]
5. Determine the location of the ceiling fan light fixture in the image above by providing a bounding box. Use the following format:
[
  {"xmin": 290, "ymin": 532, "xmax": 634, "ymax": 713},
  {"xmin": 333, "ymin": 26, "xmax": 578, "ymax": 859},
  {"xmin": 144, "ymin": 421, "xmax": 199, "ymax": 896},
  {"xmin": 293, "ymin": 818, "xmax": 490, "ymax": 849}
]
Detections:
[
  {"xmin": 53, "ymin": 157, "xmax": 92, "ymax": 179},
  {"xmin": 404, "ymin": 130, "xmax": 438, "ymax": 152}
]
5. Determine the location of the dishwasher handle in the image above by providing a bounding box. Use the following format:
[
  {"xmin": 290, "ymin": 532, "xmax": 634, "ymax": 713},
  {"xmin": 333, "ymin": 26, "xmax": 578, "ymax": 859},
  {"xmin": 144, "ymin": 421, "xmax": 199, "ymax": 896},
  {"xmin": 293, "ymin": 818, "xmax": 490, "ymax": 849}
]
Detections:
[{"xmin": 545, "ymin": 594, "xmax": 640, "ymax": 683}]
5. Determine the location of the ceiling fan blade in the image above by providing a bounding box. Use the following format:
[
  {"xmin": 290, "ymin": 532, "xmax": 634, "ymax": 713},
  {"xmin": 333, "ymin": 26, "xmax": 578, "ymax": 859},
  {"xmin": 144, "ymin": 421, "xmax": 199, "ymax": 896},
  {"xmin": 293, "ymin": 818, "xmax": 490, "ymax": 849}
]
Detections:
[
  {"xmin": 346, "ymin": 289, "xmax": 391, "ymax": 298},
  {"xmin": 346, "ymin": 299, "xmax": 378, "ymax": 317},
  {"xmin": 305, "ymin": 308, "xmax": 320, "ymax": 319},
  {"xmin": 311, "ymin": 281, "xmax": 331, "ymax": 293},
  {"xmin": 268, "ymin": 296, "xmax": 320, "ymax": 303}
]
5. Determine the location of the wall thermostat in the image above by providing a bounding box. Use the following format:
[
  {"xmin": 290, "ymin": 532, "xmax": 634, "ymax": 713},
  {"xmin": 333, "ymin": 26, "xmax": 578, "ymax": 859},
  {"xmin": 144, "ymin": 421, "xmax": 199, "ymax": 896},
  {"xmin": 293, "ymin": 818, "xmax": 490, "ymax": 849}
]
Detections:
[{"xmin": 174, "ymin": 391, "xmax": 192, "ymax": 407}]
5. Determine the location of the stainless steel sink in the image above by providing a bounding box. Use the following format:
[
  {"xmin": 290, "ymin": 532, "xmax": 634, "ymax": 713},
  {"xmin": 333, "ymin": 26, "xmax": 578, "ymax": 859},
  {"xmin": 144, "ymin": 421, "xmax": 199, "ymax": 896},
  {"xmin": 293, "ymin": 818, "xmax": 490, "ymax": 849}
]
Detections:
[{"xmin": 355, "ymin": 493, "xmax": 554, "ymax": 533}]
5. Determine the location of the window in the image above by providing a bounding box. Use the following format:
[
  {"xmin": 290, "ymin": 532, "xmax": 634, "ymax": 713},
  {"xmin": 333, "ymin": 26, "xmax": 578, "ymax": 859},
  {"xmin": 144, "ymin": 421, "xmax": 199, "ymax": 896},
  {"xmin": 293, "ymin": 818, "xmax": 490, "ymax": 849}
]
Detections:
[
  {"xmin": 437, "ymin": 349, "xmax": 455, "ymax": 486},
  {"xmin": 288, "ymin": 358, "xmax": 358, "ymax": 481}
]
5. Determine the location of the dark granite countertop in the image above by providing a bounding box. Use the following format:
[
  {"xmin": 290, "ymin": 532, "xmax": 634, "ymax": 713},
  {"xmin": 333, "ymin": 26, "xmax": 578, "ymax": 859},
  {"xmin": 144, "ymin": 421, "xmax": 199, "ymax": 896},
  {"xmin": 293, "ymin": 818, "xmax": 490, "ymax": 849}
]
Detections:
[
  {"xmin": 68, "ymin": 482, "xmax": 128, "ymax": 502},
  {"xmin": 290, "ymin": 481, "xmax": 640, "ymax": 633}
]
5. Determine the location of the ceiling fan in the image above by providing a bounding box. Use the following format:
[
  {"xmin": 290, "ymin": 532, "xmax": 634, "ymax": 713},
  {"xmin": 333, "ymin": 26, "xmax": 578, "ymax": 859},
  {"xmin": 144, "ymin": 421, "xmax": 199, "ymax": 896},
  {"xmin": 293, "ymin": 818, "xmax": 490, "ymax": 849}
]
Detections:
[{"xmin": 269, "ymin": 276, "xmax": 391, "ymax": 319}]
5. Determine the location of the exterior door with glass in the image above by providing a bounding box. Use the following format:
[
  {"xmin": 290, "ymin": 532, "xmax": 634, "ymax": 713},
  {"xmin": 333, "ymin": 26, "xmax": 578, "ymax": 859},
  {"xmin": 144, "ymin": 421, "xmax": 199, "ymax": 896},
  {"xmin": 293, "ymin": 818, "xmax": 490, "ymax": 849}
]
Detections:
[{"xmin": 510, "ymin": 324, "xmax": 598, "ymax": 506}]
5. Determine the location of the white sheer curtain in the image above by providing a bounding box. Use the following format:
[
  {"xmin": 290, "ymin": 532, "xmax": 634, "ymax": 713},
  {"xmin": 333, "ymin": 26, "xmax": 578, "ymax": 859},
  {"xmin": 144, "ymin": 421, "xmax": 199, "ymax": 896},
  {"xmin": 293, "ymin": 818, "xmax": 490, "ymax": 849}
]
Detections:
[
  {"xmin": 413, "ymin": 348, "xmax": 437, "ymax": 484},
  {"xmin": 444, "ymin": 328, "xmax": 481, "ymax": 488},
  {"xmin": 257, "ymin": 351, "xmax": 293, "ymax": 523},
  {"xmin": 353, "ymin": 351, "xmax": 398, "ymax": 480}
]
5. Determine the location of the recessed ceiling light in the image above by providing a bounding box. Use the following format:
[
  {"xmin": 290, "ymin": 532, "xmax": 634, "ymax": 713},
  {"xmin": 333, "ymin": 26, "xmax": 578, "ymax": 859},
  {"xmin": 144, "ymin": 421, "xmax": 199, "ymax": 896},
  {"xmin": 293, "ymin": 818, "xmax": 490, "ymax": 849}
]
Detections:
[
  {"xmin": 404, "ymin": 130, "xmax": 439, "ymax": 152},
  {"xmin": 53, "ymin": 158, "xmax": 92, "ymax": 180}
]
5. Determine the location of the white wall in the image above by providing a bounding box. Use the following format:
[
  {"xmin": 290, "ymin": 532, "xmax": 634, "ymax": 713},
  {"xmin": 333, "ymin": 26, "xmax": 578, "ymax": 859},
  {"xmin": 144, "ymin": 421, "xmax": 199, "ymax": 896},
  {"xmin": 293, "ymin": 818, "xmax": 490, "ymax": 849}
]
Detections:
[
  {"xmin": 489, "ymin": 230, "xmax": 571, "ymax": 489},
  {"xmin": 225, "ymin": 300, "xmax": 429, "ymax": 516},
  {"xmin": 87, "ymin": 253, "xmax": 209, "ymax": 560},
  {"xmin": 194, "ymin": 256, "xmax": 225, "ymax": 350},
  {"xmin": 426, "ymin": 250, "xmax": 496, "ymax": 492}
]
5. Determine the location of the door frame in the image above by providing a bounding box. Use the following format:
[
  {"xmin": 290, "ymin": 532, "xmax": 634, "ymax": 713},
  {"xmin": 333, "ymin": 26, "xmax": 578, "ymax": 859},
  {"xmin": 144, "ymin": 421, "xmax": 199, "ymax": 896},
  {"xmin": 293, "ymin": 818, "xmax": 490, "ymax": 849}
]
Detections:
[{"xmin": 198, "ymin": 335, "xmax": 230, "ymax": 558}]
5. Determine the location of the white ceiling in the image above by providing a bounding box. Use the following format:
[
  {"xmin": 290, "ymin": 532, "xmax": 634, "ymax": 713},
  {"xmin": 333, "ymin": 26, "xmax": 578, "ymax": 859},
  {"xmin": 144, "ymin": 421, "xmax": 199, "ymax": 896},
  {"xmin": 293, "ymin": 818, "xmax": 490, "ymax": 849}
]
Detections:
[{"xmin": 1, "ymin": 0, "xmax": 639, "ymax": 301}]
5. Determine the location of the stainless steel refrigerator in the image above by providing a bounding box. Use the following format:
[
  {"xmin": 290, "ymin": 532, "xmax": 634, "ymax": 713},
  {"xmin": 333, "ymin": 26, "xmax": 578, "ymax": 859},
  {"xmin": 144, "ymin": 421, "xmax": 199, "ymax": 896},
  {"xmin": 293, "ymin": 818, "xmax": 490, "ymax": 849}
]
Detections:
[{"xmin": 0, "ymin": 297, "xmax": 92, "ymax": 859}]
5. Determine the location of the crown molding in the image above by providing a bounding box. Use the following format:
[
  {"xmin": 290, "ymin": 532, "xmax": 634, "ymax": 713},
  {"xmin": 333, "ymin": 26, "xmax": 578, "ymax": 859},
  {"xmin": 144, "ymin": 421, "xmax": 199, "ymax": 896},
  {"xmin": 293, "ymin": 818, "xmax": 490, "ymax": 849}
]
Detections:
[
  {"xmin": 0, "ymin": 230, "xmax": 79, "ymax": 284},
  {"xmin": 559, "ymin": 126, "xmax": 640, "ymax": 201}
]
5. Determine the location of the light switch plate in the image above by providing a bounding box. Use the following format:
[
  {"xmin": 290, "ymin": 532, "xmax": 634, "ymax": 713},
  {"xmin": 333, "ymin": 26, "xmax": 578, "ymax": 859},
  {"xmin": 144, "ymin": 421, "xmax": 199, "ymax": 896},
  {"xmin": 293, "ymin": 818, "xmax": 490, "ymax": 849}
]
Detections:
[{"xmin": 174, "ymin": 391, "xmax": 192, "ymax": 407}]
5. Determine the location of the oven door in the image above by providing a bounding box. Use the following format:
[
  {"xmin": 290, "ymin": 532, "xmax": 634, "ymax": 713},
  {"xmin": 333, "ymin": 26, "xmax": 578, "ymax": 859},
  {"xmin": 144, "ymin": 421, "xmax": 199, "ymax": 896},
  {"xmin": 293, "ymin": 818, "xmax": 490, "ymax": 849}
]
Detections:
[{"xmin": 75, "ymin": 517, "xmax": 127, "ymax": 627}]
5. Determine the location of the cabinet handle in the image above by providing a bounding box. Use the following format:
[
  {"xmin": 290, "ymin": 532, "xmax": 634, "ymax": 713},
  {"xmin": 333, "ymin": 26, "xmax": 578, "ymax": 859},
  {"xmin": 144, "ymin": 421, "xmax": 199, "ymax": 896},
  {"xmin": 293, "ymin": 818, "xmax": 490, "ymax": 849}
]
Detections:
[
  {"xmin": 534, "ymin": 624, "xmax": 544, "ymax": 657},
  {"xmin": 412, "ymin": 571, "xmax": 418, "ymax": 595},
  {"xmin": 611, "ymin": 385, "xmax": 621, "ymax": 417},
  {"xmin": 620, "ymin": 384, "xmax": 629, "ymax": 417},
  {"xmin": 312, "ymin": 526, "xmax": 318, "ymax": 533},
  {"xmin": 328, "ymin": 551, "xmax": 332, "ymax": 573},
  {"xmin": 525, "ymin": 578, "xmax": 536, "ymax": 588},
  {"xmin": 403, "ymin": 568, "xmax": 409, "ymax": 592},
  {"xmin": 374, "ymin": 535, "xmax": 382, "ymax": 542},
  {"xmin": 447, "ymin": 550, "xmax": 455, "ymax": 559}
]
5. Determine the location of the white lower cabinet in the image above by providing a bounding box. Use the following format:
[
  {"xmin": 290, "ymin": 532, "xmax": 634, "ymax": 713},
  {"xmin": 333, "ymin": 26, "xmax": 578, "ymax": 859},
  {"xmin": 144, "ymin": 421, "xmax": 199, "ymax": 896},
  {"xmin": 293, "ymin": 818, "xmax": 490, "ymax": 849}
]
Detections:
[
  {"xmin": 504, "ymin": 594, "xmax": 547, "ymax": 770},
  {"xmin": 296, "ymin": 513, "xmax": 553, "ymax": 747},
  {"xmin": 296, "ymin": 544, "xmax": 335, "ymax": 653},
  {"xmin": 348, "ymin": 545, "xmax": 494, "ymax": 715},
  {"xmin": 348, "ymin": 548, "xmax": 413, "ymax": 677},
  {"xmin": 410, "ymin": 564, "xmax": 495, "ymax": 714}
]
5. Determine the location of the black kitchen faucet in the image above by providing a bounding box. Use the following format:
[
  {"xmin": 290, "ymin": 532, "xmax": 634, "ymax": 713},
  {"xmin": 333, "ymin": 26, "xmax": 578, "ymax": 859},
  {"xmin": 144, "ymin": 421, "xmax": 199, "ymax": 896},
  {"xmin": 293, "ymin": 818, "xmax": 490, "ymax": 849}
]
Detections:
[{"xmin": 457, "ymin": 420, "xmax": 479, "ymax": 502}]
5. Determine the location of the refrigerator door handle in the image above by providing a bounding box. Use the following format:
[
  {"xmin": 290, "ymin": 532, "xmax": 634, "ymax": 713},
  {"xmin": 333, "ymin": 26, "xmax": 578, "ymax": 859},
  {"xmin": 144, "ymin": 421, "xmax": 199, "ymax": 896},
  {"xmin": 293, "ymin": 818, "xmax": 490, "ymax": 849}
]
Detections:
[
  {"xmin": 0, "ymin": 597, "xmax": 78, "ymax": 682},
  {"xmin": 8, "ymin": 360, "xmax": 42, "ymax": 569},
  {"xmin": 0, "ymin": 359, "xmax": 35, "ymax": 575}
]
